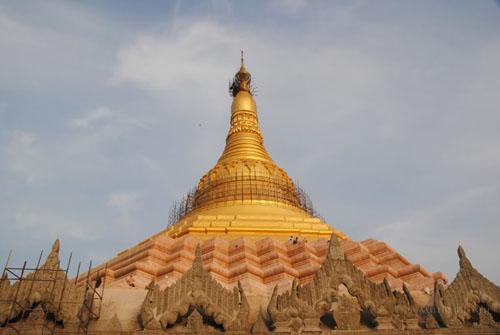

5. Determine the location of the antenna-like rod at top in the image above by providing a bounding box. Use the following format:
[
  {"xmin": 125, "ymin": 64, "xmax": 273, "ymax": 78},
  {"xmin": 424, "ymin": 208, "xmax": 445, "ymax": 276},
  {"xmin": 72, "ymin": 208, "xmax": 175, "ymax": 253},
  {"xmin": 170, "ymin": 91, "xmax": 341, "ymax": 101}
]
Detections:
[{"xmin": 240, "ymin": 49, "xmax": 244, "ymax": 67}]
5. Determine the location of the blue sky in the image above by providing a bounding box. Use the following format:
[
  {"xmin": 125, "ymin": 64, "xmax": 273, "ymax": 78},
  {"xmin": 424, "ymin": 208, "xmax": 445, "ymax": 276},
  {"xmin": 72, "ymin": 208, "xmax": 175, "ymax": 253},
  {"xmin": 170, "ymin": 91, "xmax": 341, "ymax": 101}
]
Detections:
[{"xmin": 1, "ymin": 0, "xmax": 499, "ymax": 282}]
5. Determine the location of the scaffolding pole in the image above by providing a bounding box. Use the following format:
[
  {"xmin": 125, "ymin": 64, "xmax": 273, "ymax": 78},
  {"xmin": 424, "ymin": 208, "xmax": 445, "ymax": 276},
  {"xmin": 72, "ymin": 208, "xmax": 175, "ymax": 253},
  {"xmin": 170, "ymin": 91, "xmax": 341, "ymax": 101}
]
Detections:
[{"xmin": 77, "ymin": 261, "xmax": 107, "ymax": 335}]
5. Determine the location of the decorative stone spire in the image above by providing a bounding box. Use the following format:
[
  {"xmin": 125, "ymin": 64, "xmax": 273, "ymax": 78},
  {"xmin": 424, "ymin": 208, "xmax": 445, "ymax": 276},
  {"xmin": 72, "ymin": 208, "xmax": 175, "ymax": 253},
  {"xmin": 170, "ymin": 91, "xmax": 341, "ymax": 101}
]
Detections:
[
  {"xmin": 328, "ymin": 233, "xmax": 345, "ymax": 260},
  {"xmin": 192, "ymin": 243, "xmax": 203, "ymax": 273}
]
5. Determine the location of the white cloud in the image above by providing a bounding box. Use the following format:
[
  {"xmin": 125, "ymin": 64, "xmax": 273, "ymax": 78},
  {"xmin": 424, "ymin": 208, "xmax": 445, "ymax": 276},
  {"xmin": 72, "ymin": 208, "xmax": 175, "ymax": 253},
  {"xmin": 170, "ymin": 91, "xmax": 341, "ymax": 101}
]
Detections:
[
  {"xmin": 69, "ymin": 106, "xmax": 114, "ymax": 129},
  {"xmin": 107, "ymin": 191, "xmax": 141, "ymax": 224},
  {"xmin": 374, "ymin": 185, "xmax": 496, "ymax": 239},
  {"xmin": 3, "ymin": 105, "xmax": 149, "ymax": 186},
  {"xmin": 269, "ymin": 0, "xmax": 307, "ymax": 13},
  {"xmin": 114, "ymin": 21, "xmax": 240, "ymax": 93},
  {"xmin": 107, "ymin": 191, "xmax": 139, "ymax": 210},
  {"xmin": 0, "ymin": 4, "xmax": 119, "ymax": 93},
  {"xmin": 69, "ymin": 106, "xmax": 150, "ymax": 134},
  {"xmin": 13, "ymin": 205, "xmax": 102, "ymax": 241},
  {"xmin": 4, "ymin": 131, "xmax": 48, "ymax": 183}
]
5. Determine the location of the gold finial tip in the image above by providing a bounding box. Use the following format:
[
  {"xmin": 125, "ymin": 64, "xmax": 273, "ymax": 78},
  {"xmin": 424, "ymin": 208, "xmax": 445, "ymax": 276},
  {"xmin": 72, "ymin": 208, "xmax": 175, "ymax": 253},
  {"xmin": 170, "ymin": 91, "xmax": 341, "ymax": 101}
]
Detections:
[{"xmin": 230, "ymin": 50, "xmax": 251, "ymax": 96}]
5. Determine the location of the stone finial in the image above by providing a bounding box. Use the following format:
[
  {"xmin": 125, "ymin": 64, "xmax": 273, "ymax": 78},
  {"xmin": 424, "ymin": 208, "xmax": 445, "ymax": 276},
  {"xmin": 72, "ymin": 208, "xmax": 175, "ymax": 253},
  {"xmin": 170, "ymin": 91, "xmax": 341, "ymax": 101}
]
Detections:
[
  {"xmin": 51, "ymin": 239, "xmax": 60, "ymax": 253},
  {"xmin": 457, "ymin": 245, "xmax": 474, "ymax": 272},
  {"xmin": 328, "ymin": 233, "xmax": 344, "ymax": 260},
  {"xmin": 192, "ymin": 243, "xmax": 203, "ymax": 272},
  {"xmin": 457, "ymin": 245, "xmax": 466, "ymax": 259}
]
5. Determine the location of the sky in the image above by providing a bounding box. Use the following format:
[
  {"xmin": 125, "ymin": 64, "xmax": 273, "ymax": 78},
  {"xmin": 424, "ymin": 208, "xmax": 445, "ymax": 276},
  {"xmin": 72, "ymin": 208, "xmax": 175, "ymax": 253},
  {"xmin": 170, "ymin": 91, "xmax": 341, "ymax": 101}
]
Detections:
[{"xmin": 1, "ymin": 0, "xmax": 499, "ymax": 282}]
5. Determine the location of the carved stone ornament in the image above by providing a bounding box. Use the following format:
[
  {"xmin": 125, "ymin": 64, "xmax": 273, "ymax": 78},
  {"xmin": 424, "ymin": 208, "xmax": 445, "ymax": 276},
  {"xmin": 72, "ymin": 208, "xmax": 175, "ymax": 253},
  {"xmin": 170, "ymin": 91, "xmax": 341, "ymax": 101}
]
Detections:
[
  {"xmin": 266, "ymin": 233, "xmax": 420, "ymax": 331},
  {"xmin": 426, "ymin": 245, "xmax": 500, "ymax": 329},
  {"xmin": 139, "ymin": 244, "xmax": 251, "ymax": 333},
  {"xmin": 264, "ymin": 233, "xmax": 500, "ymax": 333}
]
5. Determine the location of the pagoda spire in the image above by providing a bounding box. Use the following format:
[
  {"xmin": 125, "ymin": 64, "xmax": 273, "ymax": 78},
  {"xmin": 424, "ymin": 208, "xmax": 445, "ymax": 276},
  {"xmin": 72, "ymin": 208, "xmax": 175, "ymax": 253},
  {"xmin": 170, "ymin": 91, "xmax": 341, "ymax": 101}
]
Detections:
[
  {"xmin": 191, "ymin": 54, "xmax": 306, "ymax": 213},
  {"xmin": 219, "ymin": 54, "xmax": 272, "ymax": 163}
]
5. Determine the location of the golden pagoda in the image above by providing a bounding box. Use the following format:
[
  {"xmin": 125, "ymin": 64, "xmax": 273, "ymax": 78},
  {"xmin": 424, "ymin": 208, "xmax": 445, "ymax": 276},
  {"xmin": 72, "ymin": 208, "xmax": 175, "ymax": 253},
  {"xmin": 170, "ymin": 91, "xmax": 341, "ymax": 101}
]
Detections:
[
  {"xmin": 66, "ymin": 55, "xmax": 446, "ymax": 294},
  {"xmin": 4, "ymin": 54, "xmax": 497, "ymax": 335},
  {"xmin": 166, "ymin": 52, "xmax": 346, "ymax": 241}
]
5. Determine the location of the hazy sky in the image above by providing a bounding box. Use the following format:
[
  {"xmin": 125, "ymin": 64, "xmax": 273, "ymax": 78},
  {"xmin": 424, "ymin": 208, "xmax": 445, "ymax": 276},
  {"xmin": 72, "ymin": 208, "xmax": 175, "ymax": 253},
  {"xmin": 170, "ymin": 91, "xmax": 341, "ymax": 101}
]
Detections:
[{"xmin": 1, "ymin": 1, "xmax": 499, "ymax": 282}]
